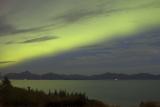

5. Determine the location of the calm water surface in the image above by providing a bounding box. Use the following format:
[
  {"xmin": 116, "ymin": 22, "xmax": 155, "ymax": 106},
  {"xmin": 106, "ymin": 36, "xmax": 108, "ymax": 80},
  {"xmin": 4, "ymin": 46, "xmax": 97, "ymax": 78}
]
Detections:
[{"xmin": 11, "ymin": 80, "xmax": 160, "ymax": 107}]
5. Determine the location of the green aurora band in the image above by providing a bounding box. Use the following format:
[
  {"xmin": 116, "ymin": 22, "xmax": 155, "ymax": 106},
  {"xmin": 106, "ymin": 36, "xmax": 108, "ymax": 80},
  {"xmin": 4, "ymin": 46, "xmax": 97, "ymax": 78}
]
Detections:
[{"xmin": 0, "ymin": 0, "xmax": 160, "ymax": 68}]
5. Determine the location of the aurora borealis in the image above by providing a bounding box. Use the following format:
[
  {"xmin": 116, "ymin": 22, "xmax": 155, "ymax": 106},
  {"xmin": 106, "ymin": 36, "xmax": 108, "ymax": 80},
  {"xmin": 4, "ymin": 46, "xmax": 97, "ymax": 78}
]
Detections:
[{"xmin": 0, "ymin": 0, "xmax": 160, "ymax": 74}]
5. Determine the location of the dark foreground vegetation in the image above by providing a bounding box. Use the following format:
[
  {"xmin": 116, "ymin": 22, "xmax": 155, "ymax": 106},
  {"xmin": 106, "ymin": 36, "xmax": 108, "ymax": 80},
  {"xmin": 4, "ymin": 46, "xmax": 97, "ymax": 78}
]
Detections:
[
  {"xmin": 139, "ymin": 101, "xmax": 160, "ymax": 107},
  {"xmin": 0, "ymin": 77, "xmax": 111, "ymax": 107}
]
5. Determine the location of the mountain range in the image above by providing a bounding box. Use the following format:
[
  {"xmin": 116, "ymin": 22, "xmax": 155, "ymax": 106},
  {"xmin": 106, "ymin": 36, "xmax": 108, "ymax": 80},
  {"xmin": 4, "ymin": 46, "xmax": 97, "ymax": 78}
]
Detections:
[{"xmin": 0, "ymin": 71, "xmax": 160, "ymax": 80}]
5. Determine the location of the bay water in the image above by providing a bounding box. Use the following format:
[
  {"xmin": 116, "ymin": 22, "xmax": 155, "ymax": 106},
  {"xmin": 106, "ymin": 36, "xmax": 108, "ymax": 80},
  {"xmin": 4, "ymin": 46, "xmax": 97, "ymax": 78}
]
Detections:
[{"xmin": 11, "ymin": 80, "xmax": 160, "ymax": 107}]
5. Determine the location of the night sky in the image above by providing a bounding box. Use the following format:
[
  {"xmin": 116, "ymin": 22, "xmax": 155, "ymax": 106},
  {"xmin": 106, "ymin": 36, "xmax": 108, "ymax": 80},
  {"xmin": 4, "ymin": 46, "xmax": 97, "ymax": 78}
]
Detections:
[{"xmin": 0, "ymin": 0, "xmax": 160, "ymax": 74}]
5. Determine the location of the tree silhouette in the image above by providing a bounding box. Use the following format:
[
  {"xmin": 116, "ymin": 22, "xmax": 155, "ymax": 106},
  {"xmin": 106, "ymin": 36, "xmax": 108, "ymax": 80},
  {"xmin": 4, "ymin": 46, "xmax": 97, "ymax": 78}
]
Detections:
[{"xmin": 1, "ymin": 76, "xmax": 12, "ymax": 87}]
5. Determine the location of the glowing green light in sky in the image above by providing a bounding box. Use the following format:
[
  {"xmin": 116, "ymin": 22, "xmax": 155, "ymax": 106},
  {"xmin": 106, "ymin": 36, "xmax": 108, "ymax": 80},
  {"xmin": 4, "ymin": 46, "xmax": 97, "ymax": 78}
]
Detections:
[{"xmin": 0, "ymin": 0, "xmax": 160, "ymax": 68}]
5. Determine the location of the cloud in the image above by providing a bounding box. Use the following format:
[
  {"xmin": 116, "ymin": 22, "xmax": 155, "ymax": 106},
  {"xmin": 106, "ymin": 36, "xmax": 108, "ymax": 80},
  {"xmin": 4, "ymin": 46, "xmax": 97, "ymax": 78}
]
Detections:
[
  {"xmin": 0, "ymin": 16, "xmax": 15, "ymax": 36},
  {"xmin": 20, "ymin": 36, "xmax": 58, "ymax": 43},
  {"xmin": 0, "ymin": 0, "xmax": 157, "ymax": 37},
  {"xmin": 12, "ymin": 23, "xmax": 58, "ymax": 34},
  {"xmin": 0, "ymin": 22, "xmax": 57, "ymax": 37},
  {"xmin": 52, "ymin": 9, "xmax": 103, "ymax": 23},
  {"xmin": 4, "ymin": 36, "xmax": 58, "ymax": 45},
  {"xmin": 51, "ymin": 0, "xmax": 157, "ymax": 25},
  {"xmin": 0, "ymin": 61, "xmax": 16, "ymax": 64}
]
